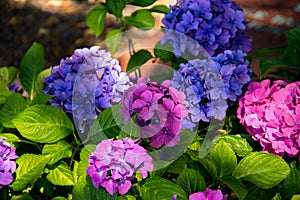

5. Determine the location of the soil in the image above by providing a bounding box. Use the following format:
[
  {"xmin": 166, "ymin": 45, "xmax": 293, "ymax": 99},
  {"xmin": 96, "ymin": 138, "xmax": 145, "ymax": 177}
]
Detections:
[{"xmin": 1, "ymin": 0, "xmax": 299, "ymax": 76}]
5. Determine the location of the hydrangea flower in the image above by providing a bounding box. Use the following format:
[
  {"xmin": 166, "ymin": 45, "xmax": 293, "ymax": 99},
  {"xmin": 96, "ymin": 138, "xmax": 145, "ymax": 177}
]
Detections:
[
  {"xmin": 172, "ymin": 50, "xmax": 251, "ymax": 122},
  {"xmin": 237, "ymin": 79, "xmax": 300, "ymax": 158},
  {"xmin": 172, "ymin": 188, "xmax": 227, "ymax": 200},
  {"xmin": 44, "ymin": 46, "xmax": 131, "ymax": 133},
  {"xmin": 86, "ymin": 138, "xmax": 153, "ymax": 195},
  {"xmin": 120, "ymin": 78, "xmax": 189, "ymax": 148},
  {"xmin": 0, "ymin": 137, "xmax": 18, "ymax": 188},
  {"xmin": 162, "ymin": 0, "xmax": 252, "ymax": 56}
]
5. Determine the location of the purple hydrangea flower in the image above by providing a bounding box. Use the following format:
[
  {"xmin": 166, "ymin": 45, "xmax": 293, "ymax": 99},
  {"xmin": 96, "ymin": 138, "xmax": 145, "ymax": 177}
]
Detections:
[
  {"xmin": 120, "ymin": 78, "xmax": 189, "ymax": 148},
  {"xmin": 237, "ymin": 80, "xmax": 300, "ymax": 159},
  {"xmin": 0, "ymin": 137, "xmax": 18, "ymax": 188},
  {"xmin": 162, "ymin": 0, "xmax": 252, "ymax": 57},
  {"xmin": 86, "ymin": 138, "xmax": 153, "ymax": 195},
  {"xmin": 44, "ymin": 46, "xmax": 131, "ymax": 133},
  {"xmin": 172, "ymin": 50, "xmax": 251, "ymax": 123},
  {"xmin": 189, "ymin": 188, "xmax": 228, "ymax": 200}
]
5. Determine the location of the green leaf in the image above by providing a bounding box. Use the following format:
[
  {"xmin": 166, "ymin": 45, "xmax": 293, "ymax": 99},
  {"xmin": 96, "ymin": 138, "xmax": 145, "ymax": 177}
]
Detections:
[
  {"xmin": 251, "ymin": 47, "xmax": 285, "ymax": 59},
  {"xmin": 233, "ymin": 152, "xmax": 290, "ymax": 189},
  {"xmin": 125, "ymin": 10, "xmax": 155, "ymax": 29},
  {"xmin": 86, "ymin": 5, "xmax": 107, "ymax": 37},
  {"xmin": 128, "ymin": 0, "xmax": 156, "ymax": 7},
  {"xmin": 207, "ymin": 141, "xmax": 237, "ymax": 177},
  {"xmin": 148, "ymin": 5, "xmax": 170, "ymax": 14},
  {"xmin": 19, "ymin": 42, "xmax": 44, "ymax": 98},
  {"xmin": 11, "ymin": 193, "xmax": 35, "ymax": 200},
  {"xmin": 286, "ymin": 27, "xmax": 300, "ymax": 48},
  {"xmin": 259, "ymin": 58, "xmax": 297, "ymax": 79},
  {"xmin": 219, "ymin": 176, "xmax": 247, "ymax": 200},
  {"xmin": 277, "ymin": 161, "xmax": 300, "ymax": 200},
  {"xmin": 73, "ymin": 175, "xmax": 87, "ymax": 200},
  {"xmin": 7, "ymin": 67, "xmax": 18, "ymax": 86},
  {"xmin": 176, "ymin": 168, "xmax": 206, "ymax": 194},
  {"xmin": 11, "ymin": 154, "xmax": 49, "ymax": 191},
  {"xmin": 216, "ymin": 134, "xmax": 253, "ymax": 157},
  {"xmin": 0, "ymin": 88, "xmax": 13, "ymax": 105},
  {"xmin": 154, "ymin": 41, "xmax": 175, "ymax": 63},
  {"xmin": 42, "ymin": 140, "xmax": 73, "ymax": 165},
  {"xmin": 37, "ymin": 175, "xmax": 54, "ymax": 197},
  {"xmin": 272, "ymin": 193, "xmax": 282, "ymax": 200},
  {"xmin": 87, "ymin": 105, "xmax": 122, "ymax": 143},
  {"xmin": 51, "ymin": 197, "xmax": 68, "ymax": 200},
  {"xmin": 0, "ymin": 133, "xmax": 20, "ymax": 146},
  {"xmin": 284, "ymin": 44, "xmax": 300, "ymax": 66},
  {"xmin": 117, "ymin": 195, "xmax": 136, "ymax": 200},
  {"xmin": 140, "ymin": 177, "xmax": 187, "ymax": 200},
  {"xmin": 30, "ymin": 93, "xmax": 53, "ymax": 105},
  {"xmin": 245, "ymin": 183, "xmax": 277, "ymax": 200},
  {"xmin": 127, "ymin": 49, "xmax": 153, "ymax": 73},
  {"xmin": 35, "ymin": 68, "xmax": 51, "ymax": 94},
  {"xmin": 0, "ymin": 93, "xmax": 27, "ymax": 128},
  {"xmin": 13, "ymin": 105, "xmax": 74, "ymax": 143},
  {"xmin": 292, "ymin": 195, "xmax": 300, "ymax": 200},
  {"xmin": 0, "ymin": 66, "xmax": 18, "ymax": 87},
  {"xmin": 105, "ymin": 28, "xmax": 123, "ymax": 54},
  {"xmin": 167, "ymin": 156, "xmax": 187, "ymax": 174},
  {"xmin": 106, "ymin": 0, "xmax": 126, "ymax": 18},
  {"xmin": 46, "ymin": 162, "xmax": 75, "ymax": 186}
]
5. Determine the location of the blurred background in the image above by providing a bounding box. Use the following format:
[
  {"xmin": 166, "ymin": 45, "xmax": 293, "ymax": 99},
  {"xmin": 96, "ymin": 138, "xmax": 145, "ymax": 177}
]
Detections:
[{"xmin": 1, "ymin": 0, "xmax": 299, "ymax": 70}]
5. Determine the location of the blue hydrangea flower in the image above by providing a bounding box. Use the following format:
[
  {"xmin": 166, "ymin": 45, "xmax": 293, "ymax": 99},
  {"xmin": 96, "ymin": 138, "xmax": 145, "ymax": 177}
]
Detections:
[
  {"xmin": 162, "ymin": 0, "xmax": 252, "ymax": 57},
  {"xmin": 171, "ymin": 50, "xmax": 252, "ymax": 122},
  {"xmin": 44, "ymin": 47, "xmax": 131, "ymax": 133}
]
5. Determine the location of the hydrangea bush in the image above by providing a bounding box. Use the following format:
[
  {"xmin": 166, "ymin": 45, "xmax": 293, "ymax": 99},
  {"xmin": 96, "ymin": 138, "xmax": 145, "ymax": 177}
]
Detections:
[{"xmin": 0, "ymin": 0, "xmax": 299, "ymax": 200}]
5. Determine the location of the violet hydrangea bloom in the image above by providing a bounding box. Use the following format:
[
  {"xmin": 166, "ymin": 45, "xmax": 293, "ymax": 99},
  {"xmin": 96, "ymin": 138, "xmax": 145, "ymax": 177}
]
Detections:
[
  {"xmin": 162, "ymin": 0, "xmax": 252, "ymax": 56},
  {"xmin": 237, "ymin": 80, "xmax": 300, "ymax": 159},
  {"xmin": 86, "ymin": 138, "xmax": 153, "ymax": 195},
  {"xmin": 172, "ymin": 50, "xmax": 251, "ymax": 123},
  {"xmin": 0, "ymin": 137, "xmax": 18, "ymax": 188},
  {"xmin": 189, "ymin": 188, "xmax": 228, "ymax": 200},
  {"xmin": 44, "ymin": 46, "xmax": 131, "ymax": 133},
  {"xmin": 120, "ymin": 78, "xmax": 189, "ymax": 148}
]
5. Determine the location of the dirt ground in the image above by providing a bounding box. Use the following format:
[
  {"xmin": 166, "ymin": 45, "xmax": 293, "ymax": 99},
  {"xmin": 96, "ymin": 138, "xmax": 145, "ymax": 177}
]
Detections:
[{"xmin": 1, "ymin": 0, "xmax": 299, "ymax": 73}]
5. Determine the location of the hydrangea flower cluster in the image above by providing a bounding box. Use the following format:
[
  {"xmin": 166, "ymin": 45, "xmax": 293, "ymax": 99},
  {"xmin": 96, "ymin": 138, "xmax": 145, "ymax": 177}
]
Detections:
[
  {"xmin": 173, "ymin": 188, "xmax": 227, "ymax": 200},
  {"xmin": 120, "ymin": 78, "xmax": 189, "ymax": 148},
  {"xmin": 237, "ymin": 79, "xmax": 300, "ymax": 158},
  {"xmin": 162, "ymin": 0, "xmax": 252, "ymax": 56},
  {"xmin": 86, "ymin": 138, "xmax": 153, "ymax": 195},
  {"xmin": 172, "ymin": 50, "xmax": 251, "ymax": 122},
  {"xmin": 0, "ymin": 137, "xmax": 18, "ymax": 189},
  {"xmin": 44, "ymin": 46, "xmax": 131, "ymax": 133}
]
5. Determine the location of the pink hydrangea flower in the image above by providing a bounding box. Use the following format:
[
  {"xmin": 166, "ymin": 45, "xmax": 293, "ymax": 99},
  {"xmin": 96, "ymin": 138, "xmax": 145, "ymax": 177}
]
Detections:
[
  {"xmin": 86, "ymin": 138, "xmax": 153, "ymax": 195},
  {"xmin": 237, "ymin": 79, "xmax": 300, "ymax": 159}
]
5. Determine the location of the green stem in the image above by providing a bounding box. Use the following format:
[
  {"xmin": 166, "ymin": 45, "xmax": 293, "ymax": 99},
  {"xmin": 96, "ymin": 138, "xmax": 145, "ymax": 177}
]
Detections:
[
  {"xmin": 19, "ymin": 139, "xmax": 42, "ymax": 152},
  {"xmin": 72, "ymin": 131, "xmax": 81, "ymax": 146}
]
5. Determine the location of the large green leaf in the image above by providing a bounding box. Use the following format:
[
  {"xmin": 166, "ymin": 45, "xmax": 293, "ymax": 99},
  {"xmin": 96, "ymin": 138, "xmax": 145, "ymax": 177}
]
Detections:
[
  {"xmin": 148, "ymin": 5, "xmax": 170, "ymax": 14},
  {"xmin": 30, "ymin": 93, "xmax": 53, "ymax": 105},
  {"xmin": 233, "ymin": 152, "xmax": 290, "ymax": 189},
  {"xmin": 106, "ymin": 0, "xmax": 126, "ymax": 18},
  {"xmin": 128, "ymin": 0, "xmax": 156, "ymax": 7},
  {"xmin": 0, "ymin": 67, "xmax": 17, "ymax": 87},
  {"xmin": 105, "ymin": 28, "xmax": 123, "ymax": 54},
  {"xmin": 86, "ymin": 5, "xmax": 107, "ymax": 37},
  {"xmin": 73, "ymin": 175, "xmax": 87, "ymax": 200},
  {"xmin": 0, "ymin": 88, "xmax": 13, "ymax": 105},
  {"xmin": 216, "ymin": 134, "xmax": 252, "ymax": 157},
  {"xmin": 117, "ymin": 195, "xmax": 136, "ymax": 200},
  {"xmin": 13, "ymin": 105, "xmax": 74, "ymax": 143},
  {"xmin": 125, "ymin": 10, "xmax": 155, "ymax": 29},
  {"xmin": 11, "ymin": 193, "xmax": 34, "ymax": 200},
  {"xmin": 219, "ymin": 176, "xmax": 247, "ymax": 200},
  {"xmin": 176, "ymin": 168, "xmax": 206, "ymax": 194},
  {"xmin": 87, "ymin": 105, "xmax": 122, "ymax": 144},
  {"xmin": 19, "ymin": 42, "xmax": 44, "ymax": 98},
  {"xmin": 154, "ymin": 41, "xmax": 175, "ymax": 63},
  {"xmin": 0, "ymin": 133, "xmax": 20, "ymax": 147},
  {"xmin": 259, "ymin": 58, "xmax": 298, "ymax": 79},
  {"xmin": 286, "ymin": 27, "xmax": 300, "ymax": 48},
  {"xmin": 284, "ymin": 44, "xmax": 300, "ymax": 66},
  {"xmin": 140, "ymin": 177, "xmax": 187, "ymax": 200},
  {"xmin": 77, "ymin": 145, "xmax": 96, "ymax": 177},
  {"xmin": 42, "ymin": 140, "xmax": 73, "ymax": 165},
  {"xmin": 127, "ymin": 49, "xmax": 153, "ymax": 73},
  {"xmin": 244, "ymin": 183, "xmax": 277, "ymax": 200},
  {"xmin": 11, "ymin": 154, "xmax": 49, "ymax": 191},
  {"xmin": 207, "ymin": 141, "xmax": 237, "ymax": 177},
  {"xmin": 0, "ymin": 93, "xmax": 27, "ymax": 128},
  {"xmin": 46, "ymin": 162, "xmax": 75, "ymax": 186}
]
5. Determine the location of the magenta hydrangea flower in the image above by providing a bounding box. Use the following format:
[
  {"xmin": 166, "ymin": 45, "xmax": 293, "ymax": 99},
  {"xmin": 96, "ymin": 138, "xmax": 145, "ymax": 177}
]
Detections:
[
  {"xmin": 0, "ymin": 137, "xmax": 18, "ymax": 188},
  {"xmin": 237, "ymin": 79, "xmax": 300, "ymax": 158},
  {"xmin": 189, "ymin": 189, "xmax": 228, "ymax": 200},
  {"xmin": 87, "ymin": 138, "xmax": 153, "ymax": 195},
  {"xmin": 120, "ymin": 78, "xmax": 189, "ymax": 148}
]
